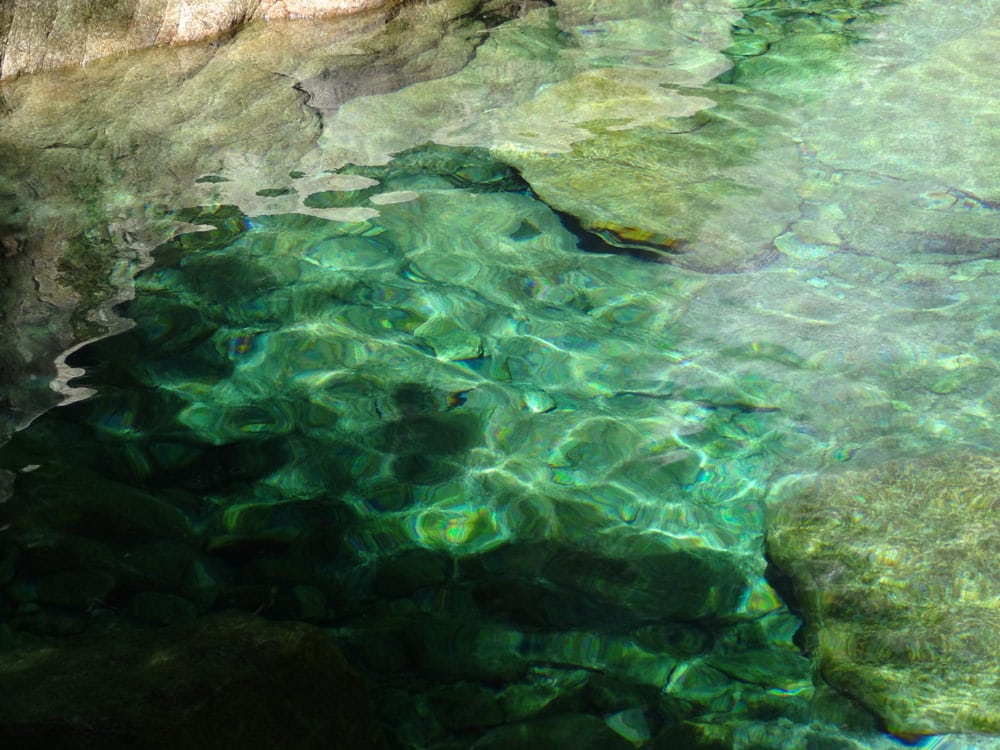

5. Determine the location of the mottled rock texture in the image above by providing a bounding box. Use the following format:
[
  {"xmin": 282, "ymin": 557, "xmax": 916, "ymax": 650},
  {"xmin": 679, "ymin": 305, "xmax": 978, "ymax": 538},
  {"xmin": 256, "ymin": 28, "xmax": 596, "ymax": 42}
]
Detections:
[
  {"xmin": 0, "ymin": 0, "xmax": 394, "ymax": 80},
  {"xmin": 767, "ymin": 453, "xmax": 1000, "ymax": 738}
]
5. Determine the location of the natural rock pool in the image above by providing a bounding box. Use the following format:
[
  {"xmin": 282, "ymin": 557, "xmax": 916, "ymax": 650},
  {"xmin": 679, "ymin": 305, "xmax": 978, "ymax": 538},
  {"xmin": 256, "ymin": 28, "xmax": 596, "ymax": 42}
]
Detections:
[{"xmin": 1, "ymin": 1, "xmax": 999, "ymax": 747}]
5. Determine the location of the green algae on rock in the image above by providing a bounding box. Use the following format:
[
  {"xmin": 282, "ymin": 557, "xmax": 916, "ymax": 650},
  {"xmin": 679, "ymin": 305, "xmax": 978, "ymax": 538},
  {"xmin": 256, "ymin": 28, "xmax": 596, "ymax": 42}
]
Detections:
[
  {"xmin": 723, "ymin": 0, "xmax": 896, "ymax": 80},
  {"xmin": 313, "ymin": 0, "xmax": 892, "ymax": 273},
  {"xmin": 767, "ymin": 452, "xmax": 1000, "ymax": 737}
]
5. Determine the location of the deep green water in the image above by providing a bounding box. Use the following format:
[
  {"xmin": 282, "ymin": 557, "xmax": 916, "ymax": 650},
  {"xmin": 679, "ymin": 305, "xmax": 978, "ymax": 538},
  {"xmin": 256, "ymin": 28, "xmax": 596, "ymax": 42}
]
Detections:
[{"xmin": 2, "ymin": 1, "xmax": 1000, "ymax": 748}]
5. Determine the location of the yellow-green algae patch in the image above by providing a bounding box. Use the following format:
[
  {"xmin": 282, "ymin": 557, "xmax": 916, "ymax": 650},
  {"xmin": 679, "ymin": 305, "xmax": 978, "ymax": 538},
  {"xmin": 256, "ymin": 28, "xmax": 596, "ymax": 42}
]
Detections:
[{"xmin": 767, "ymin": 452, "xmax": 1000, "ymax": 737}]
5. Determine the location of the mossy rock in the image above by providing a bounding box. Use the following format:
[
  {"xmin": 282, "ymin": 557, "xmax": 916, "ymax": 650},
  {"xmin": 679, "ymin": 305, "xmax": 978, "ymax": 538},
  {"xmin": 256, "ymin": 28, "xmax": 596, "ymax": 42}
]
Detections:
[{"xmin": 767, "ymin": 452, "xmax": 1000, "ymax": 737}]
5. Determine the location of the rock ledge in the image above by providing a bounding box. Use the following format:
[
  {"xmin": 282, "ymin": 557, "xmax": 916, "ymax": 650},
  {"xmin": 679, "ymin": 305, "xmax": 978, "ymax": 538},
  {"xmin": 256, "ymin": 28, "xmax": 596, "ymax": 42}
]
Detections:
[{"xmin": 0, "ymin": 0, "xmax": 394, "ymax": 80}]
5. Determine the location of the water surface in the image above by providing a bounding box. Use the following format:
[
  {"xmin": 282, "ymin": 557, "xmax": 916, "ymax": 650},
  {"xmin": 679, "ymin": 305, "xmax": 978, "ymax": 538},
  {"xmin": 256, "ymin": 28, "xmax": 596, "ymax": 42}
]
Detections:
[{"xmin": 1, "ymin": 1, "xmax": 999, "ymax": 747}]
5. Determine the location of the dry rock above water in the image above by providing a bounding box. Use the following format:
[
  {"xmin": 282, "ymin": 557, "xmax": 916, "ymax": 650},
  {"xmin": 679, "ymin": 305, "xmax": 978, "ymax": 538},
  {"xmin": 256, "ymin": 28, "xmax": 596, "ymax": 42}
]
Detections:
[
  {"xmin": 767, "ymin": 453, "xmax": 1000, "ymax": 737},
  {"xmin": 0, "ymin": 0, "xmax": 393, "ymax": 80}
]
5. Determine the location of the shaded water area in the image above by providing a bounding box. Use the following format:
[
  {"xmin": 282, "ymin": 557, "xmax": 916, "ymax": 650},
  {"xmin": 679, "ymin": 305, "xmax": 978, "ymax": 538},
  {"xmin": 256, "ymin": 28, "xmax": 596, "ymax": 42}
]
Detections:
[{"xmin": 1, "ymin": 0, "xmax": 1000, "ymax": 747}]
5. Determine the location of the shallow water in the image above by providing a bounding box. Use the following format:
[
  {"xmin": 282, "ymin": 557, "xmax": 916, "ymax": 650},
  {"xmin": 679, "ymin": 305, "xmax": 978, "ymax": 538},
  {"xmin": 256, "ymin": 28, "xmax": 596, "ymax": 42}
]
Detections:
[{"xmin": 1, "ymin": 0, "xmax": 999, "ymax": 747}]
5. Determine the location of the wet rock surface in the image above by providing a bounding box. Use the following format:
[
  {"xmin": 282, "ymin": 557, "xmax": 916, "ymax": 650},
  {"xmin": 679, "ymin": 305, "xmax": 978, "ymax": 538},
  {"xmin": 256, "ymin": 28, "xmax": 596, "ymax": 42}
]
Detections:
[{"xmin": 767, "ymin": 453, "xmax": 1000, "ymax": 737}]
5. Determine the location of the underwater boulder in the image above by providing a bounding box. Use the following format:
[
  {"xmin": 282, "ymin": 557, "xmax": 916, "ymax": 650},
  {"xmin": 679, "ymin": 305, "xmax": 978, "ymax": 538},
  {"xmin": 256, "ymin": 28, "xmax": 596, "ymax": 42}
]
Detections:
[
  {"xmin": 319, "ymin": 0, "xmax": 811, "ymax": 273},
  {"xmin": 471, "ymin": 712, "xmax": 634, "ymax": 750},
  {"xmin": 0, "ymin": 612, "xmax": 389, "ymax": 749},
  {"xmin": 2, "ymin": 462, "xmax": 196, "ymax": 544},
  {"xmin": 767, "ymin": 452, "xmax": 1000, "ymax": 737}
]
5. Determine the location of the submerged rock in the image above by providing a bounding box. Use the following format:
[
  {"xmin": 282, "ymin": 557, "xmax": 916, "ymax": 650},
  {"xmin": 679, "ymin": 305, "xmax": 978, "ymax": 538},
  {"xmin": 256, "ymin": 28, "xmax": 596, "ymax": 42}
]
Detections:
[
  {"xmin": 0, "ymin": 0, "xmax": 504, "ymax": 446},
  {"xmin": 767, "ymin": 452, "xmax": 1000, "ymax": 737},
  {"xmin": 323, "ymin": 0, "xmax": 801, "ymax": 273},
  {"xmin": 471, "ymin": 712, "xmax": 634, "ymax": 750},
  {"xmin": 0, "ymin": 612, "xmax": 389, "ymax": 749},
  {"xmin": 3, "ymin": 461, "xmax": 196, "ymax": 544},
  {"xmin": 465, "ymin": 534, "xmax": 775, "ymax": 628}
]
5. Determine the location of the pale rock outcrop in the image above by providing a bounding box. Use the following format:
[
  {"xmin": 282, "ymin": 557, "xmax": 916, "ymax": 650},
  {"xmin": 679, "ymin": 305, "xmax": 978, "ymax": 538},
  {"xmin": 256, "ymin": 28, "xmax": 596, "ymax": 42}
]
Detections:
[{"xmin": 0, "ymin": 0, "xmax": 394, "ymax": 80}]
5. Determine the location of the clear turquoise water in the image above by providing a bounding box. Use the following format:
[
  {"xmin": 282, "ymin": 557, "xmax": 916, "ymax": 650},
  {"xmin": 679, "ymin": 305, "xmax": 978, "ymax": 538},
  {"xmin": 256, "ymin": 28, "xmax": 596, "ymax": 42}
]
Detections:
[{"xmin": 2, "ymin": 1, "xmax": 1000, "ymax": 747}]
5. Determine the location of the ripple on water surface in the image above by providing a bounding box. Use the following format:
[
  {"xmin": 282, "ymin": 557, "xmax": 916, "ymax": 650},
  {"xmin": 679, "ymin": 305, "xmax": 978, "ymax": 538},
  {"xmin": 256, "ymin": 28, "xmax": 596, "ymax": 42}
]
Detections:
[
  {"xmin": 3, "ymin": 0, "xmax": 1000, "ymax": 746},
  {"xmin": 1, "ymin": 144, "xmax": 813, "ymax": 746}
]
